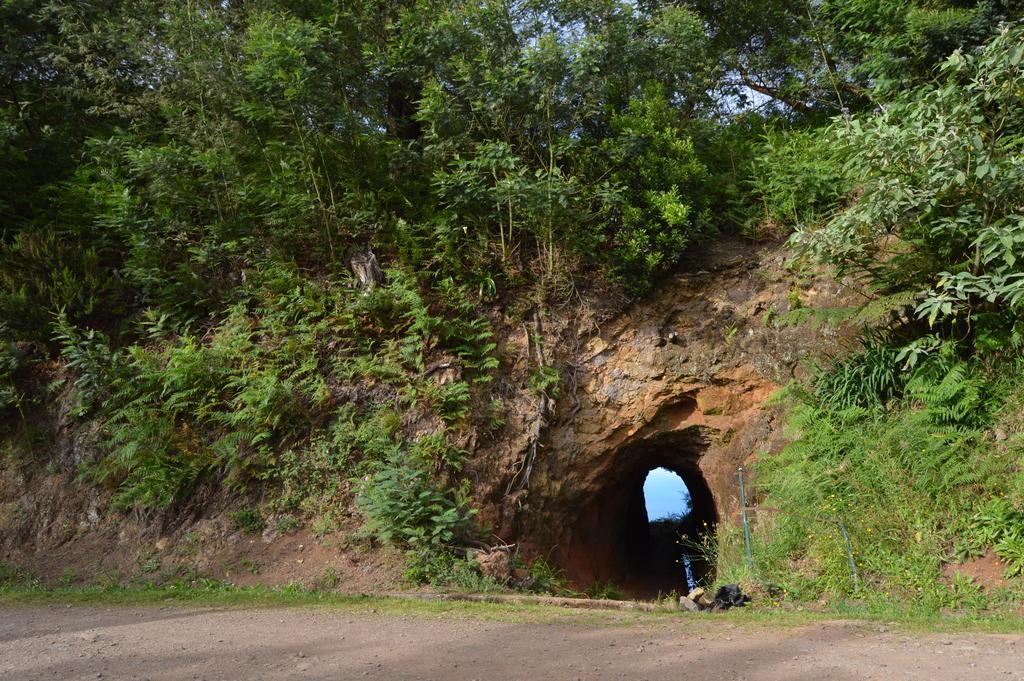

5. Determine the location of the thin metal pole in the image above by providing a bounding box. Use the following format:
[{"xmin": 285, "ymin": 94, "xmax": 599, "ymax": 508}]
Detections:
[
  {"xmin": 738, "ymin": 466, "xmax": 754, "ymax": 572},
  {"xmin": 836, "ymin": 517, "xmax": 860, "ymax": 593}
]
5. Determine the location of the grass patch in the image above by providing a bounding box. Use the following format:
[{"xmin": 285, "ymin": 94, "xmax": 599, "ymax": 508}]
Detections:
[
  {"xmin": 1, "ymin": 579, "xmax": 1022, "ymax": 633},
  {"xmin": 712, "ymin": 361, "xmax": 1024, "ymax": 613},
  {"xmin": 0, "ymin": 583, "xmax": 646, "ymax": 626}
]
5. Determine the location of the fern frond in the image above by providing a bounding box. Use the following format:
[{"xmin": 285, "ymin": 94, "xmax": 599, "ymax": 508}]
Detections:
[
  {"xmin": 906, "ymin": 360, "xmax": 987, "ymax": 428},
  {"xmin": 776, "ymin": 306, "xmax": 852, "ymax": 329},
  {"xmin": 853, "ymin": 289, "xmax": 921, "ymax": 325}
]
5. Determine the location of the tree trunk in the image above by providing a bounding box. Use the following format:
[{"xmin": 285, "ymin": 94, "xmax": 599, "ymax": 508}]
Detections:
[
  {"xmin": 350, "ymin": 248, "xmax": 384, "ymax": 291},
  {"xmin": 386, "ymin": 75, "xmax": 422, "ymax": 142}
]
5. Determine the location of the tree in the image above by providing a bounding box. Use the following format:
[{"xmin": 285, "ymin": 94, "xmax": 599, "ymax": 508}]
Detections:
[{"xmin": 794, "ymin": 25, "xmax": 1024, "ymax": 359}]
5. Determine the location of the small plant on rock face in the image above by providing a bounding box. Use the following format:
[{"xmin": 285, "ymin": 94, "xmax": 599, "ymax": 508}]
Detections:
[
  {"xmin": 528, "ymin": 365, "xmax": 561, "ymax": 398},
  {"xmin": 318, "ymin": 566, "xmax": 341, "ymax": 590},
  {"xmin": 484, "ymin": 397, "xmax": 506, "ymax": 432},
  {"xmin": 229, "ymin": 508, "xmax": 266, "ymax": 534},
  {"xmin": 419, "ymin": 380, "xmax": 471, "ymax": 423},
  {"xmin": 724, "ymin": 323, "xmax": 738, "ymax": 346}
]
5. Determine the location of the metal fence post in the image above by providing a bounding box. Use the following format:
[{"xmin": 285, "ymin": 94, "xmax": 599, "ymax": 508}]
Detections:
[
  {"xmin": 738, "ymin": 466, "xmax": 754, "ymax": 572},
  {"xmin": 836, "ymin": 517, "xmax": 860, "ymax": 593}
]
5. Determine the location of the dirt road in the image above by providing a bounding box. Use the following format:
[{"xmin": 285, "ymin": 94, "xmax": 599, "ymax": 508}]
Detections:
[{"xmin": 1, "ymin": 603, "xmax": 1021, "ymax": 681}]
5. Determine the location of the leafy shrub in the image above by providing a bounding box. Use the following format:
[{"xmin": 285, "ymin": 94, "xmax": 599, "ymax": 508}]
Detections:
[
  {"xmin": 795, "ymin": 27, "xmax": 1024, "ymax": 349},
  {"xmin": 229, "ymin": 508, "xmax": 267, "ymax": 535},
  {"xmin": 748, "ymin": 125, "xmax": 848, "ymax": 232},
  {"xmin": 403, "ymin": 548, "xmax": 504, "ymax": 592},
  {"xmin": 355, "ymin": 442, "xmax": 476, "ymax": 549},
  {"xmin": 603, "ymin": 83, "xmax": 711, "ymax": 289}
]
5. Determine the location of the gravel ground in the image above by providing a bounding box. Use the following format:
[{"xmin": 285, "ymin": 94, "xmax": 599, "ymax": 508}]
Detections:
[{"xmin": 1, "ymin": 604, "xmax": 1022, "ymax": 681}]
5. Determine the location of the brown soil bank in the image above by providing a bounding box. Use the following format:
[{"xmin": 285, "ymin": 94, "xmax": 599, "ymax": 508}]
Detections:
[{"xmin": 2, "ymin": 604, "xmax": 1022, "ymax": 681}]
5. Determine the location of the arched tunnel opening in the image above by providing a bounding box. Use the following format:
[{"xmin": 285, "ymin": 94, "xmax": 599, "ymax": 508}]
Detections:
[
  {"xmin": 624, "ymin": 467, "xmax": 718, "ymax": 598},
  {"xmin": 561, "ymin": 427, "xmax": 719, "ymax": 599}
]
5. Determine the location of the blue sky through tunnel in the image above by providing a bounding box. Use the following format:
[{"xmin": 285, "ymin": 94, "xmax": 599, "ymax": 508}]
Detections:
[{"xmin": 643, "ymin": 467, "xmax": 692, "ymax": 521}]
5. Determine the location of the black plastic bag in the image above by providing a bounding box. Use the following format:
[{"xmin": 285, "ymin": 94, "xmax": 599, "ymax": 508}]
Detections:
[{"xmin": 713, "ymin": 584, "xmax": 751, "ymax": 609}]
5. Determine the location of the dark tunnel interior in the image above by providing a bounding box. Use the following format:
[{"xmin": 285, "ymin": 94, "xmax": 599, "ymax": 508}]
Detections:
[
  {"xmin": 565, "ymin": 427, "xmax": 719, "ymax": 599},
  {"xmin": 620, "ymin": 465, "xmax": 718, "ymax": 598}
]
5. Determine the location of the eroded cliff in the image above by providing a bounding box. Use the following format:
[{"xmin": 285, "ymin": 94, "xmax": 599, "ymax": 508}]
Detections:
[
  {"xmin": 1, "ymin": 239, "xmax": 851, "ymax": 594},
  {"xmin": 471, "ymin": 239, "xmax": 852, "ymax": 595}
]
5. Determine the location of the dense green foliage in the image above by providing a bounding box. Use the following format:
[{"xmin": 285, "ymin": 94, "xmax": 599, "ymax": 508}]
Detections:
[
  {"xmin": 2, "ymin": 0, "xmax": 1022, "ymax": 596},
  {"xmin": 725, "ymin": 362, "xmax": 1024, "ymax": 606},
  {"xmin": 795, "ymin": 26, "xmax": 1024, "ymax": 350},
  {"xmin": 725, "ymin": 25, "xmax": 1024, "ymax": 610}
]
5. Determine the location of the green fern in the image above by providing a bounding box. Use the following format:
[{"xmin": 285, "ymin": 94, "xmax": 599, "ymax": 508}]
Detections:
[
  {"xmin": 52, "ymin": 312, "xmax": 122, "ymax": 417},
  {"xmin": 94, "ymin": 406, "xmax": 211, "ymax": 509},
  {"xmin": 0, "ymin": 337, "xmax": 24, "ymax": 414},
  {"xmin": 852, "ymin": 290, "xmax": 921, "ymax": 325},
  {"xmin": 905, "ymin": 358, "xmax": 988, "ymax": 428}
]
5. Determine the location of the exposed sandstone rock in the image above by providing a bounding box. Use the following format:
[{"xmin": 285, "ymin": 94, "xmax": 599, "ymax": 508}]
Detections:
[
  {"xmin": 678, "ymin": 595, "xmax": 701, "ymax": 612},
  {"xmin": 474, "ymin": 239, "xmax": 853, "ymax": 591}
]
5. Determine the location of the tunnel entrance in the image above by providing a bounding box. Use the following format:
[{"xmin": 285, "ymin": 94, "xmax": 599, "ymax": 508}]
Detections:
[
  {"xmin": 623, "ymin": 467, "xmax": 717, "ymax": 598},
  {"xmin": 563, "ymin": 427, "xmax": 718, "ymax": 599}
]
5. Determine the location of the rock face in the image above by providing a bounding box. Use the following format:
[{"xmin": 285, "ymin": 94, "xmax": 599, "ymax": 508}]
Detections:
[{"xmin": 477, "ymin": 239, "xmax": 852, "ymax": 593}]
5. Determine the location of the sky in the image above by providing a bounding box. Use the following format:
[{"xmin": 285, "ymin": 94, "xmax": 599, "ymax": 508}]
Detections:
[{"xmin": 643, "ymin": 467, "xmax": 692, "ymax": 520}]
